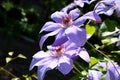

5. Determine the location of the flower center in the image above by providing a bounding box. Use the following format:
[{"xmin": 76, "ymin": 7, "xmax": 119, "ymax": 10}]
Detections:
[
  {"xmin": 61, "ymin": 15, "xmax": 72, "ymax": 28},
  {"xmin": 52, "ymin": 45, "xmax": 65, "ymax": 56}
]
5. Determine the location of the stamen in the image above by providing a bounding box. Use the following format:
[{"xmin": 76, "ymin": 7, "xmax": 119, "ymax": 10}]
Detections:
[
  {"xmin": 61, "ymin": 15, "xmax": 72, "ymax": 28},
  {"xmin": 52, "ymin": 45, "xmax": 65, "ymax": 56}
]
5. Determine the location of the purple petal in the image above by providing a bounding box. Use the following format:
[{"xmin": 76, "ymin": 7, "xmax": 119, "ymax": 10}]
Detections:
[
  {"xmin": 32, "ymin": 51, "xmax": 50, "ymax": 59},
  {"xmin": 52, "ymin": 29, "xmax": 68, "ymax": 46},
  {"xmin": 103, "ymin": 0, "xmax": 115, "ymax": 6},
  {"xmin": 38, "ymin": 66, "xmax": 51, "ymax": 80},
  {"xmin": 74, "ymin": 0, "xmax": 84, "ymax": 7},
  {"xmin": 88, "ymin": 70, "xmax": 103, "ymax": 80},
  {"xmin": 51, "ymin": 11, "xmax": 67, "ymax": 23},
  {"xmin": 64, "ymin": 50, "xmax": 78, "ymax": 58},
  {"xmin": 74, "ymin": 0, "xmax": 90, "ymax": 7},
  {"xmin": 61, "ymin": 3, "xmax": 75, "ymax": 12},
  {"xmin": 30, "ymin": 56, "xmax": 51, "ymax": 70},
  {"xmin": 40, "ymin": 29, "xmax": 61, "ymax": 49},
  {"xmin": 64, "ymin": 41, "xmax": 78, "ymax": 50},
  {"xmin": 40, "ymin": 22, "xmax": 61, "ymax": 33},
  {"xmin": 69, "ymin": 8, "xmax": 80, "ymax": 20},
  {"xmin": 83, "ymin": 11, "xmax": 102, "ymax": 23},
  {"xmin": 73, "ymin": 16, "xmax": 86, "ymax": 26},
  {"xmin": 57, "ymin": 55, "xmax": 73, "ymax": 74},
  {"xmin": 65, "ymin": 26, "xmax": 87, "ymax": 46},
  {"xmin": 78, "ymin": 48, "xmax": 90, "ymax": 63},
  {"xmin": 95, "ymin": 3, "xmax": 114, "ymax": 16}
]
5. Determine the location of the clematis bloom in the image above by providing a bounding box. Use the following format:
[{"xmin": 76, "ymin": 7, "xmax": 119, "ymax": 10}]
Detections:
[
  {"xmin": 94, "ymin": 0, "xmax": 120, "ymax": 16},
  {"xmin": 30, "ymin": 41, "xmax": 90, "ymax": 80},
  {"xmin": 40, "ymin": 8, "xmax": 101, "ymax": 49}
]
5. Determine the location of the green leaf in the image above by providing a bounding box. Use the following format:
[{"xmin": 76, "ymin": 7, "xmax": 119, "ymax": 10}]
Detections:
[
  {"xmin": 2, "ymin": 2, "xmax": 14, "ymax": 11},
  {"xmin": 102, "ymin": 37, "xmax": 119, "ymax": 45},
  {"xmin": 6, "ymin": 57, "xmax": 12, "ymax": 63},
  {"xmin": 85, "ymin": 24, "xmax": 96, "ymax": 38},
  {"xmin": 18, "ymin": 54, "xmax": 27, "ymax": 59},
  {"xmin": 11, "ymin": 78, "xmax": 20, "ymax": 80},
  {"xmin": 89, "ymin": 57, "xmax": 99, "ymax": 68},
  {"xmin": 8, "ymin": 52, "xmax": 14, "ymax": 56},
  {"xmin": 99, "ymin": 19, "xmax": 118, "ymax": 37},
  {"xmin": 32, "ymin": 74, "xmax": 38, "ymax": 79},
  {"xmin": 111, "ymin": 51, "xmax": 120, "ymax": 55},
  {"xmin": 70, "ymin": 73, "xmax": 83, "ymax": 80}
]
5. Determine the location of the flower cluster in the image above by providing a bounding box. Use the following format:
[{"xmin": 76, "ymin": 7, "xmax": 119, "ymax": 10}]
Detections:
[{"xmin": 29, "ymin": 0, "xmax": 120, "ymax": 80}]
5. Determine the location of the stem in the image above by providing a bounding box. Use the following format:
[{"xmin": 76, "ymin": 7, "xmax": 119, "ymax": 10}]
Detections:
[
  {"xmin": 96, "ymin": 49, "xmax": 120, "ymax": 76},
  {"xmin": 87, "ymin": 41, "xmax": 120, "ymax": 76},
  {"xmin": 0, "ymin": 66, "xmax": 17, "ymax": 78}
]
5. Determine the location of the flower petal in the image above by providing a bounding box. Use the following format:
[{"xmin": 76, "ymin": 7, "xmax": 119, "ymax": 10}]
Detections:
[
  {"xmin": 74, "ymin": 0, "xmax": 84, "ymax": 7},
  {"xmin": 78, "ymin": 48, "xmax": 90, "ymax": 63},
  {"xmin": 65, "ymin": 26, "xmax": 87, "ymax": 46},
  {"xmin": 83, "ymin": 11, "xmax": 102, "ymax": 23},
  {"xmin": 64, "ymin": 50, "xmax": 78, "ymax": 58},
  {"xmin": 51, "ymin": 11, "xmax": 67, "ymax": 23},
  {"xmin": 40, "ymin": 22, "xmax": 61, "ymax": 33},
  {"xmin": 57, "ymin": 55, "xmax": 73, "ymax": 74},
  {"xmin": 73, "ymin": 15, "xmax": 86, "ymax": 27},
  {"xmin": 52, "ymin": 29, "xmax": 68, "ymax": 46},
  {"xmin": 40, "ymin": 29, "xmax": 61, "ymax": 49},
  {"xmin": 29, "ymin": 56, "xmax": 51, "ymax": 70},
  {"xmin": 32, "ymin": 51, "xmax": 50, "ymax": 59},
  {"xmin": 88, "ymin": 70, "xmax": 103, "ymax": 80},
  {"xmin": 61, "ymin": 3, "xmax": 75, "ymax": 12},
  {"xmin": 95, "ymin": 3, "xmax": 114, "ymax": 16},
  {"xmin": 69, "ymin": 8, "xmax": 80, "ymax": 20},
  {"xmin": 37, "ymin": 66, "xmax": 51, "ymax": 80}
]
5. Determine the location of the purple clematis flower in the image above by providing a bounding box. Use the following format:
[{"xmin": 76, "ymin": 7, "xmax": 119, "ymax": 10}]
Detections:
[
  {"xmin": 92, "ymin": 61, "xmax": 120, "ymax": 80},
  {"xmin": 94, "ymin": 0, "xmax": 120, "ymax": 16},
  {"xmin": 40, "ymin": 8, "xmax": 101, "ymax": 49},
  {"xmin": 30, "ymin": 41, "xmax": 90, "ymax": 80},
  {"xmin": 87, "ymin": 70, "xmax": 103, "ymax": 80}
]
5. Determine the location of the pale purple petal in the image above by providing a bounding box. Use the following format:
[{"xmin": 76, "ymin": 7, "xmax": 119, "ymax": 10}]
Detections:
[
  {"xmin": 57, "ymin": 55, "xmax": 73, "ymax": 74},
  {"xmin": 30, "ymin": 57, "xmax": 51, "ymax": 70},
  {"xmin": 73, "ymin": 16, "xmax": 86, "ymax": 26},
  {"xmin": 32, "ymin": 51, "xmax": 50, "ymax": 59},
  {"xmin": 65, "ymin": 26, "xmax": 87, "ymax": 46},
  {"xmin": 64, "ymin": 41, "xmax": 78, "ymax": 50},
  {"xmin": 64, "ymin": 50, "xmax": 78, "ymax": 58},
  {"xmin": 92, "ymin": 62, "xmax": 107, "ymax": 69},
  {"xmin": 74, "ymin": 0, "xmax": 90, "ymax": 7},
  {"xmin": 78, "ymin": 48, "xmax": 90, "ymax": 63},
  {"xmin": 88, "ymin": 70, "xmax": 103, "ymax": 80},
  {"xmin": 69, "ymin": 8, "xmax": 80, "ymax": 20},
  {"xmin": 95, "ymin": 3, "xmax": 114, "ymax": 16},
  {"xmin": 74, "ymin": 0, "xmax": 84, "ymax": 7},
  {"xmin": 40, "ymin": 22, "xmax": 61, "ymax": 33},
  {"xmin": 40, "ymin": 29, "xmax": 61, "ymax": 49},
  {"xmin": 47, "ymin": 58, "xmax": 58, "ymax": 69},
  {"xmin": 61, "ymin": 3, "xmax": 75, "ymax": 12},
  {"xmin": 52, "ymin": 29, "xmax": 68, "ymax": 46},
  {"xmin": 38, "ymin": 66, "xmax": 51, "ymax": 80},
  {"xmin": 103, "ymin": 0, "xmax": 115, "ymax": 6},
  {"xmin": 51, "ymin": 11, "xmax": 67, "ymax": 23},
  {"xmin": 83, "ymin": 11, "xmax": 102, "ymax": 23}
]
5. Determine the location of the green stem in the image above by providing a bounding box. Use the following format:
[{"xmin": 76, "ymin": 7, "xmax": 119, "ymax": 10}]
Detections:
[
  {"xmin": 87, "ymin": 41, "xmax": 120, "ymax": 76},
  {"xmin": 0, "ymin": 66, "xmax": 17, "ymax": 78}
]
